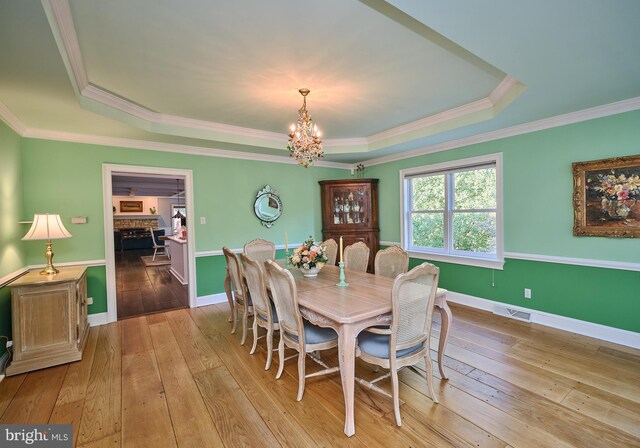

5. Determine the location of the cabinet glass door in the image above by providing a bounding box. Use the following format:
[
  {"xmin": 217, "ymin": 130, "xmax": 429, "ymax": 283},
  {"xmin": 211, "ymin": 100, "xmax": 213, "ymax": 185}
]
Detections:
[{"xmin": 330, "ymin": 185, "xmax": 369, "ymax": 226}]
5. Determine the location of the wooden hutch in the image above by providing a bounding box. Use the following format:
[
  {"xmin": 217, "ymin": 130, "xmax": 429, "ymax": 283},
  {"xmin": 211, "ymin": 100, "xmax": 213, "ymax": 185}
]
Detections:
[{"xmin": 319, "ymin": 178, "xmax": 379, "ymax": 272}]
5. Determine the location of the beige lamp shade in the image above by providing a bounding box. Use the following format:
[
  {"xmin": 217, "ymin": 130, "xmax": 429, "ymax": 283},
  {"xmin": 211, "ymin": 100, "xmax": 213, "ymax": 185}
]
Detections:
[
  {"xmin": 22, "ymin": 214, "xmax": 72, "ymax": 241},
  {"xmin": 22, "ymin": 214, "xmax": 71, "ymax": 275}
]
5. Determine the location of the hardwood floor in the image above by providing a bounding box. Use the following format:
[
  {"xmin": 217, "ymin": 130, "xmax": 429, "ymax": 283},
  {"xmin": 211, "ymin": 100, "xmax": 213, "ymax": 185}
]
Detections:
[
  {"xmin": 1, "ymin": 302, "xmax": 639, "ymax": 447},
  {"xmin": 116, "ymin": 249, "xmax": 188, "ymax": 319}
]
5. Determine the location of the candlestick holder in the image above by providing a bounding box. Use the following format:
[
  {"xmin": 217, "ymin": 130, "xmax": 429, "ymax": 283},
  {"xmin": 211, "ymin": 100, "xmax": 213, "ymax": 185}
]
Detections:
[
  {"xmin": 336, "ymin": 261, "xmax": 349, "ymax": 287},
  {"xmin": 285, "ymin": 249, "xmax": 291, "ymax": 269}
]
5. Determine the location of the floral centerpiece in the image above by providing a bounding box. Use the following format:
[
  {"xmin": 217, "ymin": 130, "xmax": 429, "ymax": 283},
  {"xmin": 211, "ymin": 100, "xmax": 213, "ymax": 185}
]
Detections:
[{"xmin": 288, "ymin": 236, "xmax": 328, "ymax": 277}]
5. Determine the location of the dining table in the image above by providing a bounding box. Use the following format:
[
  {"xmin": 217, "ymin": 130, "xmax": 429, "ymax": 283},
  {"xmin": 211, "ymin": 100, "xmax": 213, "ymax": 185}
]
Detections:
[{"xmin": 288, "ymin": 264, "xmax": 452, "ymax": 437}]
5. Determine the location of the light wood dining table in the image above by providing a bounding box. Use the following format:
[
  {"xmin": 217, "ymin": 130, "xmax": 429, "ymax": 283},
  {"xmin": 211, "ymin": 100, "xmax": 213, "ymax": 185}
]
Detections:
[{"xmin": 289, "ymin": 265, "xmax": 452, "ymax": 437}]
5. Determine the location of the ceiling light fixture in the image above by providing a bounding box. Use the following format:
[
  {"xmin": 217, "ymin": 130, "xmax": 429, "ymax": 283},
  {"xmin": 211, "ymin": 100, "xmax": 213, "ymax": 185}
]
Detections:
[{"xmin": 288, "ymin": 88, "xmax": 323, "ymax": 168}]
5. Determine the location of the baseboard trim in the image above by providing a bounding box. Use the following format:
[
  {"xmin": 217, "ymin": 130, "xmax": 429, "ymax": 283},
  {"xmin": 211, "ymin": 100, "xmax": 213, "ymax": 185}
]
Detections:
[
  {"xmin": 446, "ymin": 291, "xmax": 640, "ymax": 349},
  {"xmin": 87, "ymin": 312, "xmax": 109, "ymax": 327},
  {"xmin": 169, "ymin": 268, "xmax": 188, "ymax": 285},
  {"xmin": 197, "ymin": 292, "xmax": 229, "ymax": 307}
]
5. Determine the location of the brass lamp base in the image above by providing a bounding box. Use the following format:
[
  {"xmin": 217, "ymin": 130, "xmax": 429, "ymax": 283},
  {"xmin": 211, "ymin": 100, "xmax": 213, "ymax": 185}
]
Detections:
[{"xmin": 40, "ymin": 240, "xmax": 59, "ymax": 275}]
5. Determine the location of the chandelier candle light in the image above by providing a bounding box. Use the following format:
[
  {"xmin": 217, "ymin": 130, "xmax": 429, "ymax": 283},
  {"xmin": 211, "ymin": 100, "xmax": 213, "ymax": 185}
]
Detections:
[{"xmin": 288, "ymin": 88, "xmax": 323, "ymax": 168}]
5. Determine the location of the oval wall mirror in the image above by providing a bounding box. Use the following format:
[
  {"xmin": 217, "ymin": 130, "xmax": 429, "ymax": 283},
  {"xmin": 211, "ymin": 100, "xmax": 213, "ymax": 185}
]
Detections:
[{"xmin": 254, "ymin": 185, "xmax": 282, "ymax": 228}]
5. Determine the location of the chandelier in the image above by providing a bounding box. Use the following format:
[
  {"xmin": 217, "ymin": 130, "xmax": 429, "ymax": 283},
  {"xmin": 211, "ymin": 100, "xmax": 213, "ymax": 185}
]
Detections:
[{"xmin": 288, "ymin": 88, "xmax": 323, "ymax": 168}]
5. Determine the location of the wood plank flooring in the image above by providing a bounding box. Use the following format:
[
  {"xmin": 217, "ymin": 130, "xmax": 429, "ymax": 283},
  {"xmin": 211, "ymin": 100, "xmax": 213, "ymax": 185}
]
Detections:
[
  {"xmin": 1, "ymin": 302, "xmax": 639, "ymax": 447},
  {"xmin": 116, "ymin": 249, "xmax": 188, "ymax": 319}
]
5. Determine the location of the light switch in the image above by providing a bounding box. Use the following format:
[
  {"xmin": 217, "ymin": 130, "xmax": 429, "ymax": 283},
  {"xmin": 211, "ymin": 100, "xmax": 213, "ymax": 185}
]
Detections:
[
  {"xmin": 200, "ymin": 217, "xmax": 206, "ymax": 224},
  {"xmin": 71, "ymin": 216, "xmax": 87, "ymax": 224}
]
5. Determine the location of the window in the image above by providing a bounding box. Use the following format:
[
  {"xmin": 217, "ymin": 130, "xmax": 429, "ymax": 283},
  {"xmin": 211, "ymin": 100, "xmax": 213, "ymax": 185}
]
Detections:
[{"xmin": 400, "ymin": 153, "xmax": 503, "ymax": 269}]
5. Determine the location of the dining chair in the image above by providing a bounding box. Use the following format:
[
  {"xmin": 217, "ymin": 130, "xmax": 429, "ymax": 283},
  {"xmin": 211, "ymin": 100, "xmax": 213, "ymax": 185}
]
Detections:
[
  {"xmin": 243, "ymin": 238, "xmax": 276, "ymax": 263},
  {"xmin": 374, "ymin": 245, "xmax": 409, "ymax": 279},
  {"xmin": 149, "ymin": 228, "xmax": 170, "ymax": 261},
  {"xmin": 356, "ymin": 262, "xmax": 440, "ymax": 426},
  {"xmin": 241, "ymin": 254, "xmax": 279, "ymax": 370},
  {"xmin": 264, "ymin": 260, "xmax": 339, "ymax": 401},
  {"xmin": 343, "ymin": 241, "xmax": 370, "ymax": 272},
  {"xmin": 222, "ymin": 247, "xmax": 253, "ymax": 345},
  {"xmin": 322, "ymin": 238, "xmax": 338, "ymax": 266}
]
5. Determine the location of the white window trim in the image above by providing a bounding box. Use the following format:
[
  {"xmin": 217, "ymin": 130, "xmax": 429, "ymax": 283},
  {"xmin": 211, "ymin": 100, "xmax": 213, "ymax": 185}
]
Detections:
[{"xmin": 399, "ymin": 152, "xmax": 504, "ymax": 270}]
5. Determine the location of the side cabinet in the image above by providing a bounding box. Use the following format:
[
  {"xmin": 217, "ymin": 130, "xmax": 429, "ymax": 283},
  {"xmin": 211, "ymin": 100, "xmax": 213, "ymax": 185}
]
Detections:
[
  {"xmin": 319, "ymin": 178, "xmax": 380, "ymax": 272},
  {"xmin": 6, "ymin": 266, "xmax": 89, "ymax": 376}
]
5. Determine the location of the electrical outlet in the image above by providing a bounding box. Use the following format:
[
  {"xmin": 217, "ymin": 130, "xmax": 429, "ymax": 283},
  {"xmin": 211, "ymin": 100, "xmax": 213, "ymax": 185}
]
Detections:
[
  {"xmin": 200, "ymin": 216, "xmax": 206, "ymax": 224},
  {"xmin": 524, "ymin": 288, "xmax": 532, "ymax": 299},
  {"xmin": 86, "ymin": 297, "xmax": 93, "ymax": 305}
]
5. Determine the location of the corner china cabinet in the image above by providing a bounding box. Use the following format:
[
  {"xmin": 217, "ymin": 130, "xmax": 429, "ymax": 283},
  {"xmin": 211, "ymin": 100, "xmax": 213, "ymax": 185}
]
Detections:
[
  {"xmin": 319, "ymin": 178, "xmax": 379, "ymax": 272},
  {"xmin": 6, "ymin": 266, "xmax": 89, "ymax": 375}
]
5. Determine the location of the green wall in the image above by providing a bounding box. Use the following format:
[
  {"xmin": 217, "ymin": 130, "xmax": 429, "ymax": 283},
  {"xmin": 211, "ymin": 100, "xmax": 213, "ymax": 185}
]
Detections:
[
  {"xmin": 405, "ymin": 257, "xmax": 639, "ymax": 332},
  {"xmin": 0, "ymin": 120, "xmax": 25, "ymax": 346},
  {"xmin": 19, "ymin": 138, "xmax": 350, "ymax": 308},
  {"xmin": 3, "ymin": 109, "xmax": 639, "ymax": 339},
  {"xmin": 372, "ymin": 110, "xmax": 640, "ymax": 332}
]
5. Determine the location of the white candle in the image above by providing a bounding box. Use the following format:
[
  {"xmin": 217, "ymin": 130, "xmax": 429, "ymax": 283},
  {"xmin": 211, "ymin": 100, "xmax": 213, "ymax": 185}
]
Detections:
[
  {"xmin": 339, "ymin": 236, "xmax": 343, "ymax": 263},
  {"xmin": 285, "ymin": 232, "xmax": 288, "ymax": 251}
]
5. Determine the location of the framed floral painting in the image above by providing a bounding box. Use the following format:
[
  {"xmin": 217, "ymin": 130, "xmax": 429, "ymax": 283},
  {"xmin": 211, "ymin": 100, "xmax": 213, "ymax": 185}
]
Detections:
[{"xmin": 573, "ymin": 155, "xmax": 640, "ymax": 237}]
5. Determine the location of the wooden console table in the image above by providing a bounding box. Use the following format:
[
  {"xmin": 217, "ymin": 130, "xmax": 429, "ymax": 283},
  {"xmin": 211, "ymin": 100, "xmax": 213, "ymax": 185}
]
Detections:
[{"xmin": 6, "ymin": 266, "xmax": 89, "ymax": 375}]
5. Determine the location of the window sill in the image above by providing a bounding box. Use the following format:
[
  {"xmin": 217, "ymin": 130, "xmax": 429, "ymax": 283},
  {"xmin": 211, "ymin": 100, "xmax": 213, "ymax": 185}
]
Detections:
[{"xmin": 407, "ymin": 251, "xmax": 504, "ymax": 270}]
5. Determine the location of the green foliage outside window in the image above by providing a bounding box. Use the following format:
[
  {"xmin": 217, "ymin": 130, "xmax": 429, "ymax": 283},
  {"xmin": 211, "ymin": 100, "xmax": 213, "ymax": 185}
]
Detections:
[{"xmin": 410, "ymin": 167, "xmax": 496, "ymax": 254}]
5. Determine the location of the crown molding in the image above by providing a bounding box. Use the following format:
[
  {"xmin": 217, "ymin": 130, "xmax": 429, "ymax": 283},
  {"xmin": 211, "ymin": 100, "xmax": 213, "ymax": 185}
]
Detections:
[
  {"xmin": 42, "ymin": 0, "xmax": 88, "ymax": 95},
  {"xmin": 2, "ymin": 95, "xmax": 638, "ymax": 170},
  {"xmin": 20, "ymin": 127, "xmax": 352, "ymax": 169},
  {"xmin": 81, "ymin": 85, "xmax": 288, "ymax": 147},
  {"xmin": 363, "ymin": 96, "xmax": 640, "ymax": 167},
  {"xmin": 489, "ymin": 75, "xmax": 520, "ymax": 104},
  {"xmin": 0, "ymin": 102, "xmax": 28, "ymax": 135},
  {"xmin": 41, "ymin": 0, "xmax": 525, "ymax": 153},
  {"xmin": 367, "ymin": 97, "xmax": 493, "ymax": 144}
]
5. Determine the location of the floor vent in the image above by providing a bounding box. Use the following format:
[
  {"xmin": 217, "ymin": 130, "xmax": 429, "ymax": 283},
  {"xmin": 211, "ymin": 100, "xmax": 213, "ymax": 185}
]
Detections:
[{"xmin": 493, "ymin": 305, "xmax": 532, "ymax": 322}]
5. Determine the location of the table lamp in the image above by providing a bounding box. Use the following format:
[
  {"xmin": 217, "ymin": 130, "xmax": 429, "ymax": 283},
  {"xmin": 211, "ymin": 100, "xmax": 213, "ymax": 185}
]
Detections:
[{"xmin": 22, "ymin": 214, "xmax": 72, "ymax": 275}]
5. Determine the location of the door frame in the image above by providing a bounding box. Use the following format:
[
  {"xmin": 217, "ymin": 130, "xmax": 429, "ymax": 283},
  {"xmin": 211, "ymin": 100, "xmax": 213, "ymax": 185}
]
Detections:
[{"xmin": 102, "ymin": 163, "xmax": 197, "ymax": 323}]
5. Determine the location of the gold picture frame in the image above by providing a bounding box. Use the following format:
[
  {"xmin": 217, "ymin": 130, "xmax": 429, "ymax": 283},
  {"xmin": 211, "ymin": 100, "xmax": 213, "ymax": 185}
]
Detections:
[
  {"xmin": 119, "ymin": 200, "xmax": 144, "ymax": 213},
  {"xmin": 572, "ymin": 155, "xmax": 640, "ymax": 238}
]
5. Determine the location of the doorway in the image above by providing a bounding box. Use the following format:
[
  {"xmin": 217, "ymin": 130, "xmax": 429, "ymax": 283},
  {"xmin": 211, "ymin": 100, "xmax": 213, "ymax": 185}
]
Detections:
[{"xmin": 102, "ymin": 165, "xmax": 196, "ymax": 323}]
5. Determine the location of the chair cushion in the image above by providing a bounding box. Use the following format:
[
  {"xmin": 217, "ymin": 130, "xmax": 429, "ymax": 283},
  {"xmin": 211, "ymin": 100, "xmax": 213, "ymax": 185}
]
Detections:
[
  {"xmin": 357, "ymin": 331, "xmax": 422, "ymax": 359},
  {"xmin": 286, "ymin": 320, "xmax": 338, "ymax": 345},
  {"xmin": 256, "ymin": 300, "xmax": 279, "ymax": 324}
]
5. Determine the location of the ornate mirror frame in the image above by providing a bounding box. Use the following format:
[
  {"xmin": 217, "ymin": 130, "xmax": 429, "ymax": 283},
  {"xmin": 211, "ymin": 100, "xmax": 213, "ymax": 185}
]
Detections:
[{"xmin": 254, "ymin": 185, "xmax": 283, "ymax": 228}]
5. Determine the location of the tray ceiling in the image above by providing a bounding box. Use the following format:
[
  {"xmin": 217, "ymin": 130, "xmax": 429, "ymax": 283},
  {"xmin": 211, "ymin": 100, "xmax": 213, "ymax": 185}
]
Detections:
[{"xmin": 0, "ymin": 0, "xmax": 638, "ymax": 164}]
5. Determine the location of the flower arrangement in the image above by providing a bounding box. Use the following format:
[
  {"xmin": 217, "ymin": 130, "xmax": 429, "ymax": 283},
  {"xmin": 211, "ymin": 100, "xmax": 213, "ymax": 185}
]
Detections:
[
  {"xmin": 288, "ymin": 236, "xmax": 328, "ymax": 270},
  {"xmin": 590, "ymin": 171, "xmax": 640, "ymax": 201}
]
